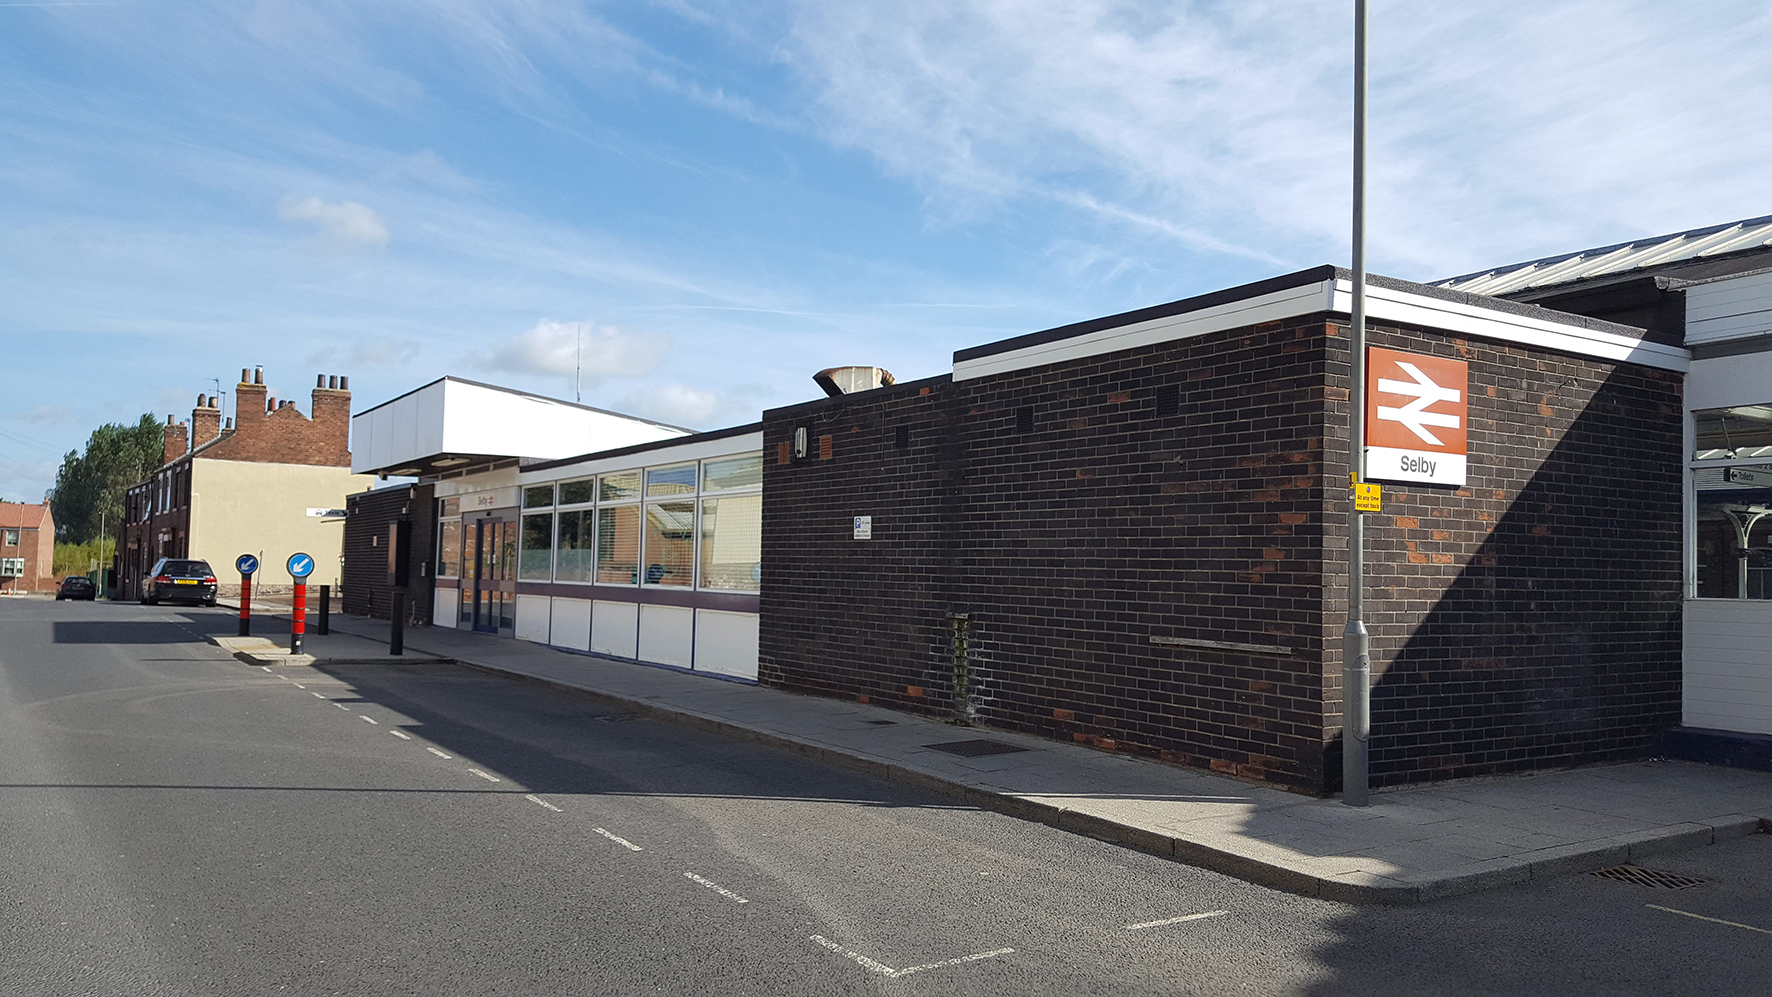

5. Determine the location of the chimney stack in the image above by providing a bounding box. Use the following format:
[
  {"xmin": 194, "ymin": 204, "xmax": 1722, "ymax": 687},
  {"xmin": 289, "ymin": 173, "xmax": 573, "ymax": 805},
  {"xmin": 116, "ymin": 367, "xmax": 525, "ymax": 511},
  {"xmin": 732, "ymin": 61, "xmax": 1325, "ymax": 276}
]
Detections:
[
  {"xmin": 161, "ymin": 414, "xmax": 188, "ymax": 466},
  {"xmin": 234, "ymin": 367, "xmax": 267, "ymax": 438},
  {"xmin": 191, "ymin": 393, "xmax": 221, "ymax": 450},
  {"xmin": 311, "ymin": 371, "xmax": 353, "ymax": 465}
]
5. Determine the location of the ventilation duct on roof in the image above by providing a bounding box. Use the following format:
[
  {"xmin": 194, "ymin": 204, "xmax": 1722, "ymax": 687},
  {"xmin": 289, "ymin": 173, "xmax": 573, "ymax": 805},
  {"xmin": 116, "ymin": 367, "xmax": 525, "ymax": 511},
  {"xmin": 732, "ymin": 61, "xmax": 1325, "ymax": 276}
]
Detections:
[{"xmin": 814, "ymin": 366, "xmax": 896, "ymax": 397}]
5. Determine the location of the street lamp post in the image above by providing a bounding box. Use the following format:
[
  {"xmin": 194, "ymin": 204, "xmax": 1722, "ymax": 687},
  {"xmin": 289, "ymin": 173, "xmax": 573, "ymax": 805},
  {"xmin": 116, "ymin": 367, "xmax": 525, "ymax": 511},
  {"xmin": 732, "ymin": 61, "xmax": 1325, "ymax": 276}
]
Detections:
[{"xmin": 1343, "ymin": 0, "xmax": 1372, "ymax": 807}]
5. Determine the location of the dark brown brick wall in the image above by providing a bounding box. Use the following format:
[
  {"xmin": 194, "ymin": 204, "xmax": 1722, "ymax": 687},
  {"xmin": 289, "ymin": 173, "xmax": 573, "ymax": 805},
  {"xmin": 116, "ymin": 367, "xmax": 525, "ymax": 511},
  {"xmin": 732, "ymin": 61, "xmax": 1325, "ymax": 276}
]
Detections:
[
  {"xmin": 760, "ymin": 311, "xmax": 1683, "ymax": 793},
  {"xmin": 198, "ymin": 379, "xmax": 351, "ymax": 467},
  {"xmin": 343, "ymin": 483, "xmax": 436, "ymax": 624},
  {"xmin": 1331, "ymin": 322, "xmax": 1685, "ymax": 787}
]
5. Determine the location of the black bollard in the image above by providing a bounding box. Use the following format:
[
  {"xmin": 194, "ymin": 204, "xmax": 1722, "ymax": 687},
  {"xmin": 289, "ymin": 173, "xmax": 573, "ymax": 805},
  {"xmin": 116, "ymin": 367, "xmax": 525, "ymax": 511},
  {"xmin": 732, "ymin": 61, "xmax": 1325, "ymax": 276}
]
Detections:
[
  {"xmin": 319, "ymin": 584, "xmax": 331, "ymax": 636},
  {"xmin": 390, "ymin": 591, "xmax": 405, "ymax": 656}
]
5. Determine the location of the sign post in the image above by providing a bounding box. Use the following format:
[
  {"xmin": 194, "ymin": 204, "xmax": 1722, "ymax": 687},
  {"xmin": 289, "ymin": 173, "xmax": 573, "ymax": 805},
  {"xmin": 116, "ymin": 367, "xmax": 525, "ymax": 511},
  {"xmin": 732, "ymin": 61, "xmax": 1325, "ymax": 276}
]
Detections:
[
  {"xmin": 287, "ymin": 552, "xmax": 314, "ymax": 655},
  {"xmin": 1343, "ymin": 0, "xmax": 1371, "ymax": 807},
  {"xmin": 235, "ymin": 554, "xmax": 259, "ymax": 637}
]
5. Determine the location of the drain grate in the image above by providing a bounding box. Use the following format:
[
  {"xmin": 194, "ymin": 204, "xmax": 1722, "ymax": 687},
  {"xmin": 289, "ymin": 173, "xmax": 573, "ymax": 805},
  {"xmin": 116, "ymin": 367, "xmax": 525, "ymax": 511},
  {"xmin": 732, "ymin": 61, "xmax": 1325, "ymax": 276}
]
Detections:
[
  {"xmin": 923, "ymin": 739, "xmax": 1028, "ymax": 758},
  {"xmin": 1589, "ymin": 865, "xmax": 1707, "ymax": 890},
  {"xmin": 865, "ymin": 720, "xmax": 899, "ymax": 726}
]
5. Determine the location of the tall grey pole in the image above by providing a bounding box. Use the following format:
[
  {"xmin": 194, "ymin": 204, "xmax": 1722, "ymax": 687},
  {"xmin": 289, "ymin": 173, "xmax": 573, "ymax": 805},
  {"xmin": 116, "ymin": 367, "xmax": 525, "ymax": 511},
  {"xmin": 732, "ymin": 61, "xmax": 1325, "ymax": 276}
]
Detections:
[{"xmin": 1342, "ymin": 0, "xmax": 1371, "ymax": 806}]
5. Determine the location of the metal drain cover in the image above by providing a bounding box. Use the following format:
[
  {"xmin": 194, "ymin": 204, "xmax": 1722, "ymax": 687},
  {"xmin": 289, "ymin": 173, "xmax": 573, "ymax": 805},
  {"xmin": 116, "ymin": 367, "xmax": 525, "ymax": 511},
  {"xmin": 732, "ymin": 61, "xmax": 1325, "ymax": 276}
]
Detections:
[
  {"xmin": 1589, "ymin": 865, "xmax": 1707, "ymax": 890},
  {"xmin": 923, "ymin": 739, "xmax": 1028, "ymax": 757}
]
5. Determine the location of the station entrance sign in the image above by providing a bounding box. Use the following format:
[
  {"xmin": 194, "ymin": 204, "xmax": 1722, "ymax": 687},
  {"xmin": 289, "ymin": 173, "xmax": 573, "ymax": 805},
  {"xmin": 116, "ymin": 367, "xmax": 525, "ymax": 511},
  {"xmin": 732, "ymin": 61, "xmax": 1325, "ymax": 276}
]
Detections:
[{"xmin": 1365, "ymin": 347, "xmax": 1468, "ymax": 487}]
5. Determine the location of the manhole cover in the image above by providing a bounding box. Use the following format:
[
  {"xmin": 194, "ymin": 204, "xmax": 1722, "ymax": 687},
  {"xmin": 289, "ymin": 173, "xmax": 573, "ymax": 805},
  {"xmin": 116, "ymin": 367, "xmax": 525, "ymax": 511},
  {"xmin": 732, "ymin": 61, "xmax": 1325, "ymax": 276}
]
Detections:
[
  {"xmin": 865, "ymin": 720, "xmax": 898, "ymax": 726},
  {"xmin": 1589, "ymin": 865, "xmax": 1707, "ymax": 890},
  {"xmin": 923, "ymin": 739, "xmax": 1028, "ymax": 757}
]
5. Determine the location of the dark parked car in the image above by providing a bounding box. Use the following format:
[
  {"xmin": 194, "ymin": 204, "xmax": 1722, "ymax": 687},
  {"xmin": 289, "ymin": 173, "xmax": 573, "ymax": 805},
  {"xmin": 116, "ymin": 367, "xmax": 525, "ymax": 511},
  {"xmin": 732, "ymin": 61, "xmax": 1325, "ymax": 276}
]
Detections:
[
  {"xmin": 140, "ymin": 558, "xmax": 218, "ymax": 606},
  {"xmin": 56, "ymin": 575, "xmax": 96, "ymax": 601}
]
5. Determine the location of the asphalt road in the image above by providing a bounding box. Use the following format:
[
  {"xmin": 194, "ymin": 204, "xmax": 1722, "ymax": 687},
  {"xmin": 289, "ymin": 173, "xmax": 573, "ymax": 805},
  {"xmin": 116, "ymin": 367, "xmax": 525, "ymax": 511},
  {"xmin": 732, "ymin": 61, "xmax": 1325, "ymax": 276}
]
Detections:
[{"xmin": 2, "ymin": 598, "xmax": 1767, "ymax": 996}]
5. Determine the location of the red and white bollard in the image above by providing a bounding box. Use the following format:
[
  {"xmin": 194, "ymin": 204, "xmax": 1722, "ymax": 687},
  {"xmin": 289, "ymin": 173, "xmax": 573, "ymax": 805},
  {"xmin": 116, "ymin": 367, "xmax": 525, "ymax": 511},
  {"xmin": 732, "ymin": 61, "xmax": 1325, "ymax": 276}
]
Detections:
[{"xmin": 291, "ymin": 581, "xmax": 306, "ymax": 654}]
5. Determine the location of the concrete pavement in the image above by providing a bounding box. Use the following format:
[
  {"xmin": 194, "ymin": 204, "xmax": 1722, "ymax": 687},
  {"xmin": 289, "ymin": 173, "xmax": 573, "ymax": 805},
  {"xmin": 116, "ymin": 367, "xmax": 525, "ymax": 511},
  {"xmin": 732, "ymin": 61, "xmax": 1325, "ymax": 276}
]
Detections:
[{"xmin": 226, "ymin": 609, "xmax": 1772, "ymax": 904}]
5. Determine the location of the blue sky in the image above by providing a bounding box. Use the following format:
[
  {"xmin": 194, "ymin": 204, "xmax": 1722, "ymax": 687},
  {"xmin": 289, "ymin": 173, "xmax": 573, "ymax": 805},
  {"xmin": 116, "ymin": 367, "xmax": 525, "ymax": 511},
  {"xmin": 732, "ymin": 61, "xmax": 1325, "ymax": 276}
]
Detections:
[{"xmin": 3, "ymin": 1, "xmax": 1770, "ymax": 503}]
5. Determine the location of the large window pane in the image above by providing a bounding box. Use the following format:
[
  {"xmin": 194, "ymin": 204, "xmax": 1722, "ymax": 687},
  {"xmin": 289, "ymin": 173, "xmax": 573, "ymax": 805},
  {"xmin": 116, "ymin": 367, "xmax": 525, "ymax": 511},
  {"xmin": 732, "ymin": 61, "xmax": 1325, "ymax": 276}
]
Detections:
[
  {"xmin": 523, "ymin": 485, "xmax": 555, "ymax": 508},
  {"xmin": 559, "ymin": 478, "xmax": 595, "ymax": 505},
  {"xmin": 555, "ymin": 509, "xmax": 591, "ymax": 582},
  {"xmin": 703, "ymin": 454, "xmax": 763, "ymax": 491},
  {"xmin": 646, "ymin": 464, "xmax": 697, "ymax": 497},
  {"xmin": 1695, "ymin": 462, "xmax": 1772, "ymax": 599},
  {"xmin": 1694, "ymin": 405, "xmax": 1772, "ymax": 460},
  {"xmin": 596, "ymin": 505, "xmax": 640, "ymax": 584},
  {"xmin": 700, "ymin": 495, "xmax": 761, "ymax": 591},
  {"xmin": 519, "ymin": 513, "xmax": 553, "ymax": 580},
  {"xmin": 436, "ymin": 518, "xmax": 461, "ymax": 577},
  {"xmin": 643, "ymin": 500, "xmax": 695, "ymax": 586},
  {"xmin": 599, "ymin": 471, "xmax": 641, "ymax": 502}
]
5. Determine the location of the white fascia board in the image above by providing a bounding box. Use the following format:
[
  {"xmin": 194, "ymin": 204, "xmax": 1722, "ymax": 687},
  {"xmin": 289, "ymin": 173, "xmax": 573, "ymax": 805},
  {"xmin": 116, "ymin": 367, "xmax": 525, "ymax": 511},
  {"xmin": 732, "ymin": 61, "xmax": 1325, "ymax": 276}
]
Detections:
[
  {"xmin": 519, "ymin": 432, "xmax": 764, "ymax": 484},
  {"xmin": 1336, "ymin": 280, "xmax": 1691, "ymax": 373},
  {"xmin": 952, "ymin": 280, "xmax": 1335, "ymax": 382}
]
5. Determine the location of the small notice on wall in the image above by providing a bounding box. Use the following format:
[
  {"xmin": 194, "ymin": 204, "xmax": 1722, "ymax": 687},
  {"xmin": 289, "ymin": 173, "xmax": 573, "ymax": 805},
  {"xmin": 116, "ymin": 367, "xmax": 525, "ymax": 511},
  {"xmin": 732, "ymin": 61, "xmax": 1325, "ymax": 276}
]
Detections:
[{"xmin": 853, "ymin": 516, "xmax": 872, "ymax": 540}]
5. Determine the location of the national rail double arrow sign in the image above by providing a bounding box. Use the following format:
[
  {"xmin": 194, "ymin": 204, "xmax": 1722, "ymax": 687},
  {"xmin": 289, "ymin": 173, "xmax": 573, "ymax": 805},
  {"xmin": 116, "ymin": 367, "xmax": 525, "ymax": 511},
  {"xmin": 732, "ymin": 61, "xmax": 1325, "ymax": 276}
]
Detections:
[{"xmin": 1365, "ymin": 347, "xmax": 1469, "ymax": 487}]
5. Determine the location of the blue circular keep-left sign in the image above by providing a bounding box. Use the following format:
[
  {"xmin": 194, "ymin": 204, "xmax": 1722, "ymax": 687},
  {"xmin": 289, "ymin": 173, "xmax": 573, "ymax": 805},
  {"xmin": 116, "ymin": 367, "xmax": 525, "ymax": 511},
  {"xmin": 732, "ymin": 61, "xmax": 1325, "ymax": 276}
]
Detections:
[
  {"xmin": 235, "ymin": 554, "xmax": 259, "ymax": 576},
  {"xmin": 286, "ymin": 552, "xmax": 315, "ymax": 579}
]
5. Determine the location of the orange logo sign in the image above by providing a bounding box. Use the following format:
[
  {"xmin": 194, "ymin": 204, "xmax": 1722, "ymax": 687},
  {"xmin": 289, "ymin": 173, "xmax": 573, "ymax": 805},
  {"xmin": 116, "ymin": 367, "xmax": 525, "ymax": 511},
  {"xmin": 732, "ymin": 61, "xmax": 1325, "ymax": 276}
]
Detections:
[{"xmin": 1366, "ymin": 348, "xmax": 1467, "ymax": 454}]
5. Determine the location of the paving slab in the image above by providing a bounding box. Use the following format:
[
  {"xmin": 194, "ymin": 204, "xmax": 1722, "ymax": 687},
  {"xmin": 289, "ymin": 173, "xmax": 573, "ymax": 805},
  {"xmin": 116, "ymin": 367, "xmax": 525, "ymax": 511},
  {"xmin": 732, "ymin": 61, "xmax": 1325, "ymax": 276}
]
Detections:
[{"xmin": 231, "ymin": 610, "xmax": 1772, "ymax": 904}]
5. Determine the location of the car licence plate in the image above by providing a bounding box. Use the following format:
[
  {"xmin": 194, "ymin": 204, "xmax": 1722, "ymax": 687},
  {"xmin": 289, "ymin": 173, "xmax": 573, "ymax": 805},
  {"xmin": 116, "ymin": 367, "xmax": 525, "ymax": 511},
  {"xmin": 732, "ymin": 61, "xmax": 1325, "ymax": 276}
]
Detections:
[{"xmin": 175, "ymin": 579, "xmax": 198, "ymax": 585}]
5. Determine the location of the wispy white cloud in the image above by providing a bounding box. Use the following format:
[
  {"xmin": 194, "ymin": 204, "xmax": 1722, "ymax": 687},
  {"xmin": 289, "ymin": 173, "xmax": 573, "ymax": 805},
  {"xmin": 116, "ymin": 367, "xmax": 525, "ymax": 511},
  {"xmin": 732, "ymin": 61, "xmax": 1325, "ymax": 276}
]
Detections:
[
  {"xmin": 278, "ymin": 195, "xmax": 389, "ymax": 254},
  {"xmin": 471, "ymin": 320, "xmax": 670, "ymax": 385}
]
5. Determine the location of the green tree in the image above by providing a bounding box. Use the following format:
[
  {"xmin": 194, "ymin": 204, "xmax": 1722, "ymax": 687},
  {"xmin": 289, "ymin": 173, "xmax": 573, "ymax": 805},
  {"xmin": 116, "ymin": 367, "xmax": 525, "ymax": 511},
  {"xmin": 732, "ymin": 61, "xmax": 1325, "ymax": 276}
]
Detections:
[{"xmin": 47, "ymin": 414, "xmax": 163, "ymax": 543}]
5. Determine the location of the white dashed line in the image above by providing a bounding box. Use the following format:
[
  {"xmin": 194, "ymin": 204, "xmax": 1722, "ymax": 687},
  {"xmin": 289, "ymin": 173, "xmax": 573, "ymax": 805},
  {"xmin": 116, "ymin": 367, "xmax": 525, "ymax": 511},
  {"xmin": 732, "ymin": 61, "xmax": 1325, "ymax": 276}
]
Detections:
[
  {"xmin": 467, "ymin": 767, "xmax": 500, "ymax": 782},
  {"xmin": 808, "ymin": 936, "xmax": 1013, "ymax": 978},
  {"xmin": 1124, "ymin": 911, "xmax": 1228, "ymax": 930},
  {"xmin": 525, "ymin": 794, "xmax": 562, "ymax": 812},
  {"xmin": 684, "ymin": 872, "xmax": 749, "ymax": 904},
  {"xmin": 426, "ymin": 747, "xmax": 452, "ymax": 759},
  {"xmin": 360, "ymin": 715, "xmax": 379, "ymax": 724},
  {"xmin": 333, "ymin": 702, "xmax": 350, "ymax": 711},
  {"xmin": 292, "ymin": 683, "xmax": 306, "ymax": 689},
  {"xmin": 311, "ymin": 692, "xmax": 326, "ymax": 699},
  {"xmin": 593, "ymin": 828, "xmax": 643, "ymax": 852},
  {"xmin": 1647, "ymin": 904, "xmax": 1772, "ymax": 936},
  {"xmin": 389, "ymin": 730, "xmax": 412, "ymax": 740},
  {"xmin": 260, "ymin": 666, "xmax": 272, "ymax": 672}
]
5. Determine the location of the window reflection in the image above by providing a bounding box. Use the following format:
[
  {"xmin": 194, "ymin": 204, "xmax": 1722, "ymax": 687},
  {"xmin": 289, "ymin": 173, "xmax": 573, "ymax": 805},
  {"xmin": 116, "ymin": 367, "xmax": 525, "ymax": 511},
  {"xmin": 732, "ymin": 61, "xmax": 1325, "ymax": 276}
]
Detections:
[{"xmin": 1695, "ymin": 463, "xmax": 1772, "ymax": 599}]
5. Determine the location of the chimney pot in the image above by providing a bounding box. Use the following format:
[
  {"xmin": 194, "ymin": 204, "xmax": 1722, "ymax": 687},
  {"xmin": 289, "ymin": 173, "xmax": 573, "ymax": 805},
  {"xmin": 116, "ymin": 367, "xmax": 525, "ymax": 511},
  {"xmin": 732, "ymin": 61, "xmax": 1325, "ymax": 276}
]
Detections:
[
  {"xmin": 317, "ymin": 374, "xmax": 325, "ymax": 388},
  {"xmin": 328, "ymin": 375, "xmax": 338, "ymax": 389},
  {"xmin": 254, "ymin": 367, "xmax": 264, "ymax": 385},
  {"xmin": 267, "ymin": 397, "xmax": 276, "ymax": 411},
  {"xmin": 339, "ymin": 376, "xmax": 349, "ymax": 391},
  {"xmin": 196, "ymin": 392, "xmax": 206, "ymax": 406},
  {"xmin": 225, "ymin": 417, "xmax": 233, "ymax": 430},
  {"xmin": 166, "ymin": 414, "xmax": 174, "ymax": 425},
  {"xmin": 208, "ymin": 395, "xmax": 217, "ymax": 408},
  {"xmin": 241, "ymin": 368, "xmax": 250, "ymax": 384}
]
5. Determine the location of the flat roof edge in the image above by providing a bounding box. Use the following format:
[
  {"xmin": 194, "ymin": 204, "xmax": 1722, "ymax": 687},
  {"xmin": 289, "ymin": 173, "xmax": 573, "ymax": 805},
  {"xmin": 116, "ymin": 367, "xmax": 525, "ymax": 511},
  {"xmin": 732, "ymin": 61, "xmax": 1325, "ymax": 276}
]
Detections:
[{"xmin": 520, "ymin": 422, "xmax": 764, "ymax": 473}]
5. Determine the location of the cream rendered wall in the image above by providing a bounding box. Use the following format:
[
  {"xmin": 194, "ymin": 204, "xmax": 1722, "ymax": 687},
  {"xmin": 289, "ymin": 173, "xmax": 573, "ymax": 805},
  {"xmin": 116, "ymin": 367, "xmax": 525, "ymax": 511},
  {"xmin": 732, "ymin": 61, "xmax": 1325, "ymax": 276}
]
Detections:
[{"xmin": 189, "ymin": 459, "xmax": 375, "ymax": 592}]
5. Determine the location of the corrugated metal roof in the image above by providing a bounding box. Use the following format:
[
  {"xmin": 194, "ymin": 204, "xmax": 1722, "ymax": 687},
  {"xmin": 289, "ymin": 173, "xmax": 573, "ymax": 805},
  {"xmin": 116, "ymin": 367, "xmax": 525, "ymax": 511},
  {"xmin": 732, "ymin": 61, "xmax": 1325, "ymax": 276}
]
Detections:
[{"xmin": 1436, "ymin": 214, "xmax": 1772, "ymax": 296}]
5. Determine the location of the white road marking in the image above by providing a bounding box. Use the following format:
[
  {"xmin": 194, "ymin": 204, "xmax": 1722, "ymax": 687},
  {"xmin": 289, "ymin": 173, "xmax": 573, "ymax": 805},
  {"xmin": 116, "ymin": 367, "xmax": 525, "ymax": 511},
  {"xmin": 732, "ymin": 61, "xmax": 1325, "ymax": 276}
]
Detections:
[
  {"xmin": 1124, "ymin": 911, "xmax": 1229, "ymax": 930},
  {"xmin": 389, "ymin": 730, "xmax": 412, "ymax": 740},
  {"xmin": 1647, "ymin": 904, "xmax": 1772, "ymax": 936},
  {"xmin": 468, "ymin": 767, "xmax": 500, "ymax": 782},
  {"xmin": 333, "ymin": 702, "xmax": 350, "ymax": 711},
  {"xmin": 684, "ymin": 872, "xmax": 749, "ymax": 904},
  {"xmin": 360, "ymin": 715, "xmax": 379, "ymax": 724},
  {"xmin": 278, "ymin": 674, "xmax": 290, "ymax": 681},
  {"xmin": 593, "ymin": 827, "xmax": 643, "ymax": 852},
  {"xmin": 426, "ymin": 747, "xmax": 452, "ymax": 759},
  {"xmin": 260, "ymin": 666, "xmax": 272, "ymax": 672},
  {"xmin": 808, "ymin": 936, "xmax": 1013, "ymax": 978},
  {"xmin": 525, "ymin": 794, "xmax": 562, "ymax": 812},
  {"xmin": 292, "ymin": 683, "xmax": 306, "ymax": 689},
  {"xmin": 312, "ymin": 692, "xmax": 326, "ymax": 698}
]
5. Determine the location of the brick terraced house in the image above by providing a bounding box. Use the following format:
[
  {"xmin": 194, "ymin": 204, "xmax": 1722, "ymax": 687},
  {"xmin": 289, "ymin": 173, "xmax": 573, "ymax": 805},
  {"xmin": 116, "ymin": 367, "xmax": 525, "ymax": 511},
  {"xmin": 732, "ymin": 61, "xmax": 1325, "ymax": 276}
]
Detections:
[
  {"xmin": 0, "ymin": 502, "xmax": 55, "ymax": 594},
  {"xmin": 119, "ymin": 367, "xmax": 373, "ymax": 600},
  {"xmin": 760, "ymin": 265, "xmax": 1690, "ymax": 793}
]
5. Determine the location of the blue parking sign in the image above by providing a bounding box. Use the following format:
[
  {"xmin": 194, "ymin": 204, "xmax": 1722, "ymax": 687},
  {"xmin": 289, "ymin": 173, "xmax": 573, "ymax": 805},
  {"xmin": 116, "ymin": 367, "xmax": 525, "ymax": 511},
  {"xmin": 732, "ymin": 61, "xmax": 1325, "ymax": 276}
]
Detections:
[
  {"xmin": 235, "ymin": 554, "xmax": 259, "ymax": 576},
  {"xmin": 286, "ymin": 552, "xmax": 315, "ymax": 579}
]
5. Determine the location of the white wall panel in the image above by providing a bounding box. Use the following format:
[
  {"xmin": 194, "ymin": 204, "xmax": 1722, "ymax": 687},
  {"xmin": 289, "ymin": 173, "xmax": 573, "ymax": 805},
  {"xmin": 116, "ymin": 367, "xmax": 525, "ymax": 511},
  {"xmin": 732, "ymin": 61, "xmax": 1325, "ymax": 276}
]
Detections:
[
  {"xmin": 550, "ymin": 597, "xmax": 592, "ymax": 651},
  {"xmin": 1684, "ymin": 599, "xmax": 1772, "ymax": 734},
  {"xmin": 514, "ymin": 594, "xmax": 551, "ymax": 643},
  {"xmin": 1685, "ymin": 269, "xmax": 1772, "ymax": 344},
  {"xmin": 592, "ymin": 601, "xmax": 638, "ymax": 658},
  {"xmin": 693, "ymin": 609, "xmax": 759, "ymax": 680},
  {"xmin": 639, "ymin": 604, "xmax": 694, "ymax": 668},
  {"xmin": 1688, "ymin": 351, "xmax": 1772, "ymax": 411},
  {"xmin": 433, "ymin": 587, "xmax": 459, "ymax": 629}
]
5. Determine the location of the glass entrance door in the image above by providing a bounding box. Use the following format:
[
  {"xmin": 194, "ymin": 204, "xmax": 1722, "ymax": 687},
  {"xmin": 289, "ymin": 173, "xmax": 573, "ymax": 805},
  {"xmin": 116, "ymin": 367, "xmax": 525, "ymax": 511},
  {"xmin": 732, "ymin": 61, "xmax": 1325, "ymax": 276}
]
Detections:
[{"xmin": 470, "ymin": 519, "xmax": 515, "ymax": 634}]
